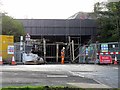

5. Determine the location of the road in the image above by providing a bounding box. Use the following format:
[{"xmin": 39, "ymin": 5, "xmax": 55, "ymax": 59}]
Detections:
[{"xmin": 0, "ymin": 64, "xmax": 119, "ymax": 88}]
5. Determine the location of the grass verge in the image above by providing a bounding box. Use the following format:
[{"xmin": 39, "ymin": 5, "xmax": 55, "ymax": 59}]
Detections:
[{"xmin": 1, "ymin": 86, "xmax": 120, "ymax": 90}]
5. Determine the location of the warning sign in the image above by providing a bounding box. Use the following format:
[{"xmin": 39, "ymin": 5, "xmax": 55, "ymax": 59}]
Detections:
[
  {"xmin": 25, "ymin": 33, "xmax": 31, "ymax": 41},
  {"xmin": 8, "ymin": 46, "xmax": 14, "ymax": 54},
  {"xmin": 99, "ymin": 55, "xmax": 112, "ymax": 64}
]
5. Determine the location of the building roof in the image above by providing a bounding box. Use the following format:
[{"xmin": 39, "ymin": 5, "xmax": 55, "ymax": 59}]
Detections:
[{"xmin": 68, "ymin": 12, "xmax": 96, "ymax": 20}]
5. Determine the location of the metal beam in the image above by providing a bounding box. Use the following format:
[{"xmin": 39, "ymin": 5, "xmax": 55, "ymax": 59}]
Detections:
[
  {"xmin": 68, "ymin": 36, "xmax": 72, "ymax": 61},
  {"xmin": 56, "ymin": 44, "xmax": 59, "ymax": 63}
]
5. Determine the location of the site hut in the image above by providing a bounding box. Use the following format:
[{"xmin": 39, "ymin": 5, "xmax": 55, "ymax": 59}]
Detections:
[{"xmin": 18, "ymin": 16, "xmax": 97, "ymax": 63}]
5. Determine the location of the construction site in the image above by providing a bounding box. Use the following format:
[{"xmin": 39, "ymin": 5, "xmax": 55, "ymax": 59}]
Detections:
[
  {"xmin": 0, "ymin": 12, "xmax": 120, "ymax": 65},
  {"xmin": 15, "ymin": 18, "xmax": 96, "ymax": 63},
  {"xmin": 1, "ymin": 1, "xmax": 120, "ymax": 89}
]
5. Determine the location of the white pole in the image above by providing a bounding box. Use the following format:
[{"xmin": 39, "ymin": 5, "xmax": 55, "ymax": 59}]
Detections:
[
  {"xmin": 72, "ymin": 40, "xmax": 75, "ymax": 62},
  {"xmin": 20, "ymin": 36, "xmax": 23, "ymax": 51},
  {"xmin": 43, "ymin": 38, "xmax": 46, "ymax": 62},
  {"xmin": 20, "ymin": 36, "xmax": 23, "ymax": 62}
]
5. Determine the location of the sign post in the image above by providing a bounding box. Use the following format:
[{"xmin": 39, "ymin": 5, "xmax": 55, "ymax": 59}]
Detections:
[{"xmin": 20, "ymin": 36, "xmax": 23, "ymax": 62}]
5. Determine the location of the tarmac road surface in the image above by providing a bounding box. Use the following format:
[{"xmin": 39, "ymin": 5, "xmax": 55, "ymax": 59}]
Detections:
[{"xmin": 0, "ymin": 64, "xmax": 119, "ymax": 88}]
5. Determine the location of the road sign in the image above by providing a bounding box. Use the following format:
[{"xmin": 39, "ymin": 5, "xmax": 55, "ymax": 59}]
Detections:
[
  {"xmin": 99, "ymin": 55, "xmax": 112, "ymax": 64},
  {"xmin": 8, "ymin": 45, "xmax": 14, "ymax": 54},
  {"xmin": 25, "ymin": 33, "xmax": 30, "ymax": 41},
  {"xmin": 101, "ymin": 44, "xmax": 108, "ymax": 52},
  {"xmin": 86, "ymin": 48, "xmax": 88, "ymax": 55}
]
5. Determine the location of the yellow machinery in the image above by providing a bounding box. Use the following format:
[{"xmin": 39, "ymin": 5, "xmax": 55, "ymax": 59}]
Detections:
[{"xmin": 0, "ymin": 35, "xmax": 14, "ymax": 63}]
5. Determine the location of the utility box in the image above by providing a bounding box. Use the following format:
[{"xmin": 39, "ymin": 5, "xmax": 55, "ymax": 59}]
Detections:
[{"xmin": 0, "ymin": 35, "xmax": 14, "ymax": 63}]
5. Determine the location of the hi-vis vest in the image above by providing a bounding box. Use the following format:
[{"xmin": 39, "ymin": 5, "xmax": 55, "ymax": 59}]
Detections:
[{"xmin": 61, "ymin": 49, "xmax": 65, "ymax": 58}]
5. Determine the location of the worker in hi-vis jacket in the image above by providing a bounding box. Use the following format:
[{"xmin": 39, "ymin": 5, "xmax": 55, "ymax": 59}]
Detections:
[{"xmin": 61, "ymin": 47, "xmax": 65, "ymax": 64}]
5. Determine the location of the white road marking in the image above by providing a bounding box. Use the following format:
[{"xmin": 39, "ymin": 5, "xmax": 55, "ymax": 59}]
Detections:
[
  {"xmin": 47, "ymin": 75, "xmax": 68, "ymax": 78},
  {"xmin": 114, "ymin": 67, "xmax": 118, "ymax": 69},
  {"xmin": 78, "ymin": 75, "xmax": 85, "ymax": 78},
  {"xmin": 80, "ymin": 72, "xmax": 103, "ymax": 76},
  {"xmin": 69, "ymin": 71, "xmax": 85, "ymax": 78}
]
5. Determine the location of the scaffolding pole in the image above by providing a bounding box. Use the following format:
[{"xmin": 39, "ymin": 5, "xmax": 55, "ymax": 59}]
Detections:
[
  {"xmin": 68, "ymin": 36, "xmax": 72, "ymax": 61},
  {"xmin": 72, "ymin": 40, "xmax": 75, "ymax": 62},
  {"xmin": 56, "ymin": 44, "xmax": 59, "ymax": 62},
  {"xmin": 43, "ymin": 38, "xmax": 46, "ymax": 62}
]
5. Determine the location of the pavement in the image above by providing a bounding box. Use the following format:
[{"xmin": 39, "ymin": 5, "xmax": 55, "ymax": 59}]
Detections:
[
  {"xmin": 0, "ymin": 64, "xmax": 119, "ymax": 88},
  {"xmin": 67, "ymin": 83, "xmax": 110, "ymax": 88}
]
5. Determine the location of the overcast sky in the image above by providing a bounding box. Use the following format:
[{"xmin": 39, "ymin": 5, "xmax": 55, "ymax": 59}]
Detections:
[{"xmin": 1, "ymin": 0, "xmax": 107, "ymax": 19}]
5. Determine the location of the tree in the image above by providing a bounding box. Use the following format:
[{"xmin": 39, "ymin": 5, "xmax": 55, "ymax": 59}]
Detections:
[
  {"xmin": 94, "ymin": 1, "xmax": 120, "ymax": 42},
  {"xmin": 2, "ymin": 13, "xmax": 25, "ymax": 42}
]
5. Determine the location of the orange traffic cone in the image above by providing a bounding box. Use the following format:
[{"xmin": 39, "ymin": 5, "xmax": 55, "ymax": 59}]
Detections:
[
  {"xmin": 0, "ymin": 54, "xmax": 3, "ymax": 65},
  {"xmin": 11, "ymin": 55, "xmax": 16, "ymax": 65},
  {"xmin": 114, "ymin": 56, "xmax": 118, "ymax": 65}
]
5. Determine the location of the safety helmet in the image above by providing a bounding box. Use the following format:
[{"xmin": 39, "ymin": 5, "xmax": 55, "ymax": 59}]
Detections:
[{"xmin": 63, "ymin": 47, "xmax": 65, "ymax": 49}]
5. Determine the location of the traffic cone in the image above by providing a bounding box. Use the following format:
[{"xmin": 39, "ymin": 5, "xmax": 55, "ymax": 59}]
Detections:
[
  {"xmin": 0, "ymin": 55, "xmax": 3, "ymax": 65},
  {"xmin": 114, "ymin": 56, "xmax": 118, "ymax": 65},
  {"xmin": 11, "ymin": 55, "xmax": 16, "ymax": 65}
]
